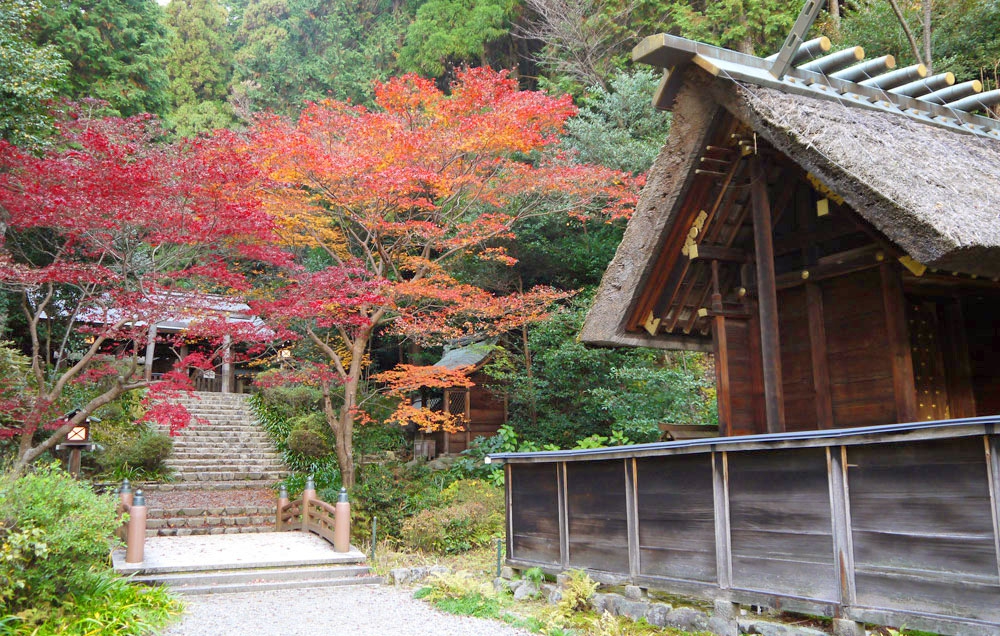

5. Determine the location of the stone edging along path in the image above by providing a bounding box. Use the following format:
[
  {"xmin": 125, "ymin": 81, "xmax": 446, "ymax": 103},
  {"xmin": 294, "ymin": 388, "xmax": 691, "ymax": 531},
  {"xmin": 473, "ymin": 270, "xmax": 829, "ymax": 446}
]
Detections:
[{"xmin": 387, "ymin": 566, "xmax": 834, "ymax": 636}]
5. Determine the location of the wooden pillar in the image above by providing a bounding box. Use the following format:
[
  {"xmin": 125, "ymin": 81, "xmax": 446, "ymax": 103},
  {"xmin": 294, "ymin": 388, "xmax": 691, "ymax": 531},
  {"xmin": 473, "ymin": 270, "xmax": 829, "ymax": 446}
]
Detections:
[
  {"xmin": 986, "ymin": 435, "xmax": 1000, "ymax": 580},
  {"xmin": 806, "ymin": 284, "xmax": 834, "ymax": 428},
  {"xmin": 443, "ymin": 389, "xmax": 451, "ymax": 455},
  {"xmin": 710, "ymin": 260, "xmax": 733, "ymax": 435},
  {"xmin": 750, "ymin": 158, "xmax": 785, "ymax": 433},
  {"xmin": 144, "ymin": 324, "xmax": 157, "ymax": 382},
  {"xmin": 712, "ymin": 451, "xmax": 733, "ymax": 589},
  {"xmin": 879, "ymin": 263, "xmax": 917, "ymax": 422},
  {"xmin": 558, "ymin": 462, "xmax": 569, "ymax": 568},
  {"xmin": 828, "ymin": 446, "xmax": 856, "ymax": 608},
  {"xmin": 221, "ymin": 334, "xmax": 233, "ymax": 394},
  {"xmin": 625, "ymin": 459, "xmax": 640, "ymax": 580}
]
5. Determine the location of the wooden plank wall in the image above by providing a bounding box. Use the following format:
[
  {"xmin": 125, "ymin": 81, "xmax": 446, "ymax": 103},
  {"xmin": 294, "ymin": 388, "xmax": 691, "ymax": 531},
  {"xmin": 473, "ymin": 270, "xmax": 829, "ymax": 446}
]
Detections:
[
  {"xmin": 728, "ymin": 448, "xmax": 837, "ymax": 601},
  {"xmin": 636, "ymin": 455, "xmax": 716, "ymax": 582},
  {"xmin": 721, "ymin": 268, "xmax": 903, "ymax": 435},
  {"xmin": 509, "ymin": 463, "xmax": 561, "ymax": 564},
  {"xmin": 505, "ymin": 431, "xmax": 1000, "ymax": 634},
  {"xmin": 720, "ymin": 319, "xmax": 765, "ymax": 435},
  {"xmin": 777, "ymin": 287, "xmax": 817, "ymax": 432},
  {"xmin": 848, "ymin": 437, "xmax": 1000, "ymax": 624},
  {"xmin": 963, "ymin": 297, "xmax": 1000, "ymax": 416},
  {"xmin": 565, "ymin": 460, "xmax": 629, "ymax": 573}
]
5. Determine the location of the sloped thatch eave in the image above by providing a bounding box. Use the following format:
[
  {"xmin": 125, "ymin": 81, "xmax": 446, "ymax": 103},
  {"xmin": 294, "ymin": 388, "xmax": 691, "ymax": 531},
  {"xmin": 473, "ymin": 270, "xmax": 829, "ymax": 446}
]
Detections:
[
  {"xmin": 719, "ymin": 82, "xmax": 1000, "ymax": 278},
  {"xmin": 580, "ymin": 69, "xmax": 717, "ymax": 352}
]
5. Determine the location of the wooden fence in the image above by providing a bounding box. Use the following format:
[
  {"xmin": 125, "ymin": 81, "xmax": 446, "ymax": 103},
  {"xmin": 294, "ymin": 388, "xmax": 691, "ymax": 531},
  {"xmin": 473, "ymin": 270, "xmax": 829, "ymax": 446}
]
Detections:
[{"xmin": 492, "ymin": 418, "xmax": 1000, "ymax": 636}]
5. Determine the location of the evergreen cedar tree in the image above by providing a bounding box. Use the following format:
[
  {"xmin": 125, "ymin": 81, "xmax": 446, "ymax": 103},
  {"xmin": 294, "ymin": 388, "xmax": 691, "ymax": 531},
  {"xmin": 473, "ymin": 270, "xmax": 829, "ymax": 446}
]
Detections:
[
  {"xmin": 250, "ymin": 68, "xmax": 639, "ymax": 486},
  {"xmin": 0, "ymin": 113, "xmax": 284, "ymax": 473}
]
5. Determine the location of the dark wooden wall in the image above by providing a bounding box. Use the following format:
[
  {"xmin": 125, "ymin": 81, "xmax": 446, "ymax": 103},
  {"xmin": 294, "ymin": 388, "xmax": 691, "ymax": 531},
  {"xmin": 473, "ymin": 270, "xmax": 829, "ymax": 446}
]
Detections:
[
  {"xmin": 719, "ymin": 268, "xmax": 902, "ymax": 434},
  {"xmin": 963, "ymin": 296, "xmax": 1000, "ymax": 416},
  {"xmin": 430, "ymin": 371, "xmax": 507, "ymax": 455},
  {"xmin": 505, "ymin": 427, "xmax": 1000, "ymax": 635}
]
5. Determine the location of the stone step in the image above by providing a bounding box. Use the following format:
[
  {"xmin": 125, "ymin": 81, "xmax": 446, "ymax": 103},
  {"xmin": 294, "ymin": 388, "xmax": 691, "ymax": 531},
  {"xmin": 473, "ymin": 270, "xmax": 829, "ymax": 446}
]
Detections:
[
  {"xmin": 133, "ymin": 565, "xmax": 379, "ymax": 595},
  {"xmin": 143, "ymin": 480, "xmax": 284, "ymax": 492},
  {"xmin": 166, "ymin": 422, "xmax": 262, "ymax": 429},
  {"xmin": 174, "ymin": 435, "xmax": 273, "ymax": 450},
  {"xmin": 169, "ymin": 452, "xmax": 281, "ymax": 460},
  {"xmin": 148, "ymin": 505, "xmax": 275, "ymax": 518},
  {"xmin": 169, "ymin": 453, "xmax": 279, "ymax": 461},
  {"xmin": 175, "ymin": 471, "xmax": 286, "ymax": 482},
  {"xmin": 170, "ymin": 428, "xmax": 270, "ymax": 436},
  {"xmin": 145, "ymin": 525, "xmax": 276, "ymax": 537},
  {"xmin": 165, "ymin": 459, "xmax": 285, "ymax": 468}
]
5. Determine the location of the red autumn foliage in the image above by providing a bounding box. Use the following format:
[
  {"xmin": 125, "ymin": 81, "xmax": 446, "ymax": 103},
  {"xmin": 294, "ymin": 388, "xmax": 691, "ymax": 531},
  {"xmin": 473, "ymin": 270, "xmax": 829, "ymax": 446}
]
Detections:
[
  {"xmin": 249, "ymin": 68, "xmax": 639, "ymax": 486},
  {"xmin": 0, "ymin": 111, "xmax": 282, "ymax": 471}
]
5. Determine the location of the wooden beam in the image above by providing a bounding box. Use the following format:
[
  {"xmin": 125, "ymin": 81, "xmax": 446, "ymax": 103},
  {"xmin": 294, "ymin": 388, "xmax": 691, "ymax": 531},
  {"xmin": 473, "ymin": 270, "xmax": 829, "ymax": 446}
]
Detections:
[
  {"xmin": 558, "ymin": 462, "xmax": 569, "ymax": 568},
  {"xmin": 750, "ymin": 158, "xmax": 785, "ymax": 433},
  {"xmin": 654, "ymin": 157, "xmax": 745, "ymax": 321},
  {"xmin": 828, "ymin": 446, "xmax": 857, "ymax": 606},
  {"xmin": 712, "ymin": 315, "xmax": 733, "ymax": 434},
  {"xmin": 625, "ymin": 459, "xmax": 640, "ymax": 580},
  {"xmin": 690, "ymin": 245, "xmax": 748, "ymax": 263},
  {"xmin": 880, "ymin": 263, "xmax": 918, "ymax": 423},
  {"xmin": 775, "ymin": 256, "xmax": 882, "ymax": 290},
  {"xmin": 987, "ymin": 435, "xmax": 1000, "ymax": 583},
  {"xmin": 806, "ymin": 283, "xmax": 834, "ymax": 429}
]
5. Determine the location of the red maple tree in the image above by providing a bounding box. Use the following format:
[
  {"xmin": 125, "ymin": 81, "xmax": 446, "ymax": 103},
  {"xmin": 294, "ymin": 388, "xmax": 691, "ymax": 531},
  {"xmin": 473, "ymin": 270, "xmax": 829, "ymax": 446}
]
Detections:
[
  {"xmin": 0, "ymin": 113, "xmax": 281, "ymax": 472},
  {"xmin": 250, "ymin": 68, "xmax": 638, "ymax": 486}
]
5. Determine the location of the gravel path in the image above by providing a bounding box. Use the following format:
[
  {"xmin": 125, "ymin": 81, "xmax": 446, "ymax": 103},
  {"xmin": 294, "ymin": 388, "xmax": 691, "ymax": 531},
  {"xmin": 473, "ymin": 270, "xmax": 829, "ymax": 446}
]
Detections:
[{"xmin": 163, "ymin": 585, "xmax": 533, "ymax": 636}]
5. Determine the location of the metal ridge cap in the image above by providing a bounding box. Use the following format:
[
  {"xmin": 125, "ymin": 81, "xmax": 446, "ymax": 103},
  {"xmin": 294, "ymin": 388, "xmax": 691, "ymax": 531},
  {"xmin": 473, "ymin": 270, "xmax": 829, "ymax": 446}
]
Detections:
[
  {"xmin": 487, "ymin": 416, "xmax": 999, "ymax": 462},
  {"xmin": 633, "ymin": 33, "xmax": 1000, "ymax": 138}
]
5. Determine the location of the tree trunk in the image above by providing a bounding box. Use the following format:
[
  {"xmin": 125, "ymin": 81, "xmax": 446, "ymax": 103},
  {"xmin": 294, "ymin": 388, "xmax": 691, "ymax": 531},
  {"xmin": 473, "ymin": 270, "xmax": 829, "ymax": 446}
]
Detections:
[
  {"xmin": 922, "ymin": 0, "xmax": 932, "ymax": 72},
  {"xmin": 829, "ymin": 0, "xmax": 840, "ymax": 28},
  {"xmin": 322, "ymin": 379, "xmax": 356, "ymax": 489}
]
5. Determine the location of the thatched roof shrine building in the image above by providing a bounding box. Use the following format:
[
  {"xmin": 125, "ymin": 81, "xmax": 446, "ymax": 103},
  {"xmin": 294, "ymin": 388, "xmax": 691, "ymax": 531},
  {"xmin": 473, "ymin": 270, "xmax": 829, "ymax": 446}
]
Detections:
[{"xmin": 582, "ymin": 34, "xmax": 1000, "ymax": 437}]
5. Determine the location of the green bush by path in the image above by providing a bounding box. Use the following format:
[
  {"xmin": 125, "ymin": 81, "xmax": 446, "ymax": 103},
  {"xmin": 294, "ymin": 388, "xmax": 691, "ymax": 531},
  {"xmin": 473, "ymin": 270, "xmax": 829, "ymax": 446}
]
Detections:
[
  {"xmin": 0, "ymin": 464, "xmax": 181, "ymax": 634},
  {"xmin": 400, "ymin": 479, "xmax": 503, "ymax": 554},
  {"xmin": 0, "ymin": 463, "xmax": 121, "ymax": 609}
]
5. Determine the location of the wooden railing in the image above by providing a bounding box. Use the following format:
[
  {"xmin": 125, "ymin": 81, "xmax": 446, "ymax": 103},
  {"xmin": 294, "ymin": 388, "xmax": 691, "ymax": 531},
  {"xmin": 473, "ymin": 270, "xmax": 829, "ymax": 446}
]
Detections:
[
  {"xmin": 276, "ymin": 476, "xmax": 351, "ymax": 553},
  {"xmin": 494, "ymin": 417, "xmax": 1000, "ymax": 636}
]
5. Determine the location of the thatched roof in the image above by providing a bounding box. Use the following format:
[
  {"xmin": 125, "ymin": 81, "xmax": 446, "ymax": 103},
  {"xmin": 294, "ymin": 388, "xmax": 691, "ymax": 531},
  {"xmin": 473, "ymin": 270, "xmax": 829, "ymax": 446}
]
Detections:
[
  {"xmin": 729, "ymin": 84, "xmax": 1000, "ymax": 274},
  {"xmin": 581, "ymin": 60, "xmax": 1000, "ymax": 350}
]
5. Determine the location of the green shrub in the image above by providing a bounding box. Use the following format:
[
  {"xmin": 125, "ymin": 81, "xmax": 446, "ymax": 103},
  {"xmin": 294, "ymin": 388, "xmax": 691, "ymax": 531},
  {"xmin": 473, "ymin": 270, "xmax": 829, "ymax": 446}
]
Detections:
[
  {"xmin": 97, "ymin": 426, "xmax": 173, "ymax": 480},
  {"xmin": 285, "ymin": 413, "xmax": 332, "ymax": 458},
  {"xmin": 2, "ymin": 568, "xmax": 182, "ymax": 635},
  {"xmin": 354, "ymin": 463, "xmax": 411, "ymax": 542},
  {"xmin": 0, "ymin": 463, "xmax": 122, "ymax": 610},
  {"xmin": 400, "ymin": 479, "xmax": 503, "ymax": 554}
]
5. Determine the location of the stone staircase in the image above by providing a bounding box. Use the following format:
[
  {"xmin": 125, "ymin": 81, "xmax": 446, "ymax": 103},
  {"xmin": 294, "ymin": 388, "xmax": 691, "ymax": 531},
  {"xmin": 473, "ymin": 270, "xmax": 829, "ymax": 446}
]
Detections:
[{"xmin": 143, "ymin": 392, "xmax": 287, "ymax": 537}]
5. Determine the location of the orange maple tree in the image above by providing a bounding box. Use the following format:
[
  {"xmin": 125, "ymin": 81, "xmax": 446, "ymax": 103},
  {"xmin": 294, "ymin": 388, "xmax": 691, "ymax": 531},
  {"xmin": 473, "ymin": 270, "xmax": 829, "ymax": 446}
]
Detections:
[{"xmin": 251, "ymin": 68, "xmax": 637, "ymax": 486}]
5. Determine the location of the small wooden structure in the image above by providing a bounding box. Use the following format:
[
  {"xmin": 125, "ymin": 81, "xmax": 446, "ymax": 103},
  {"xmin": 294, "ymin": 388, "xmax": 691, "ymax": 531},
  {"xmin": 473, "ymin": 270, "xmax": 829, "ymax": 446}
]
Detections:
[
  {"xmin": 500, "ymin": 30, "xmax": 1000, "ymax": 636},
  {"xmin": 422, "ymin": 341, "xmax": 507, "ymax": 456}
]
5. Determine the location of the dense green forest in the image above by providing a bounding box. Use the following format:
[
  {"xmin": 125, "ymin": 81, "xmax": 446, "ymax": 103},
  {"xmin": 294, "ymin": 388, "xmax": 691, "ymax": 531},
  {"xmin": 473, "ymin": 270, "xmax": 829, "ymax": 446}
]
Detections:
[{"xmin": 6, "ymin": 0, "xmax": 999, "ymax": 139}]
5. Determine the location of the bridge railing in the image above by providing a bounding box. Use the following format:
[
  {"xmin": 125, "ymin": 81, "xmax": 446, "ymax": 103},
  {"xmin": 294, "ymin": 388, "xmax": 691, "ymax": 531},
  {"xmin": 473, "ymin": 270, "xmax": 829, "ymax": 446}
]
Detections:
[
  {"xmin": 116, "ymin": 480, "xmax": 147, "ymax": 564},
  {"xmin": 276, "ymin": 476, "xmax": 351, "ymax": 552}
]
